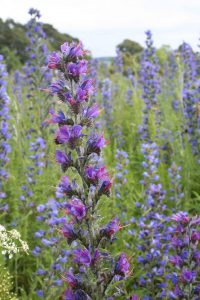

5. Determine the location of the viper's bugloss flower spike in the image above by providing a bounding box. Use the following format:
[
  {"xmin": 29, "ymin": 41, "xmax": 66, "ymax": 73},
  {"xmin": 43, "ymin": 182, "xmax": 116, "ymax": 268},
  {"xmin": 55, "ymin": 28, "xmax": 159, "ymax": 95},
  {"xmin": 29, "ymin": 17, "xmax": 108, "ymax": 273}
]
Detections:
[
  {"xmin": 46, "ymin": 41, "xmax": 130, "ymax": 298},
  {"xmin": 114, "ymin": 48, "xmax": 123, "ymax": 73},
  {"xmin": 139, "ymin": 30, "xmax": 161, "ymax": 141},
  {"xmin": 101, "ymin": 78, "xmax": 113, "ymax": 133},
  {"xmin": 136, "ymin": 63, "xmax": 170, "ymax": 299},
  {"xmin": 0, "ymin": 55, "xmax": 11, "ymax": 211},
  {"xmin": 180, "ymin": 43, "xmax": 200, "ymax": 161},
  {"xmin": 24, "ymin": 8, "xmax": 52, "ymax": 94}
]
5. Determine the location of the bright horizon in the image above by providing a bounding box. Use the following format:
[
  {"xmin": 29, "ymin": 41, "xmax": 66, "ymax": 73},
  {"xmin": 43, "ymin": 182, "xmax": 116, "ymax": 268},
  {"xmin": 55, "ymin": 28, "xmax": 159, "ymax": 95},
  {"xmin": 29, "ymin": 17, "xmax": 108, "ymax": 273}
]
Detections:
[{"xmin": 1, "ymin": 0, "xmax": 200, "ymax": 56}]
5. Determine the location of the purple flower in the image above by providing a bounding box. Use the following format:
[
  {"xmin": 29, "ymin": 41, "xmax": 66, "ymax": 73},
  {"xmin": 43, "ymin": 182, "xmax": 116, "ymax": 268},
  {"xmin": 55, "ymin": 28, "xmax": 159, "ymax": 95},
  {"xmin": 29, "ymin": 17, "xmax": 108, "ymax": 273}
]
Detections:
[
  {"xmin": 62, "ymin": 289, "xmax": 75, "ymax": 300},
  {"xmin": 55, "ymin": 151, "xmax": 72, "ymax": 171},
  {"xmin": 67, "ymin": 61, "xmax": 87, "ymax": 79},
  {"xmin": 169, "ymin": 256, "xmax": 183, "ymax": 266},
  {"xmin": 76, "ymin": 79, "xmax": 94, "ymax": 102},
  {"xmin": 55, "ymin": 125, "xmax": 83, "ymax": 148},
  {"xmin": 85, "ymin": 165, "xmax": 108, "ymax": 185},
  {"xmin": 173, "ymin": 285, "xmax": 183, "ymax": 297},
  {"xmin": 36, "ymin": 290, "xmax": 43, "ymax": 297},
  {"xmin": 63, "ymin": 289, "xmax": 87, "ymax": 300},
  {"xmin": 87, "ymin": 134, "xmax": 106, "ymax": 155},
  {"xmin": 29, "ymin": 8, "xmax": 41, "ymax": 18},
  {"xmin": 115, "ymin": 253, "xmax": 130, "ymax": 276},
  {"xmin": 48, "ymin": 52, "xmax": 61, "ymax": 69},
  {"xmin": 47, "ymin": 109, "xmax": 68, "ymax": 125},
  {"xmin": 64, "ymin": 269, "xmax": 79, "ymax": 288},
  {"xmin": 61, "ymin": 223, "xmax": 77, "ymax": 244},
  {"xmin": 60, "ymin": 42, "xmax": 71, "ymax": 56},
  {"xmin": 83, "ymin": 103, "xmax": 99, "ymax": 119},
  {"xmin": 91, "ymin": 249, "xmax": 101, "ymax": 265},
  {"xmin": 171, "ymin": 212, "xmax": 189, "ymax": 225},
  {"xmin": 130, "ymin": 295, "xmax": 139, "ymax": 300},
  {"xmin": 65, "ymin": 197, "xmax": 86, "ymax": 220},
  {"xmin": 191, "ymin": 231, "xmax": 200, "ymax": 243},
  {"xmin": 73, "ymin": 248, "xmax": 91, "ymax": 267},
  {"xmin": 70, "ymin": 125, "xmax": 83, "ymax": 138},
  {"xmin": 61, "ymin": 42, "xmax": 85, "ymax": 59},
  {"xmin": 181, "ymin": 269, "xmax": 196, "ymax": 283},
  {"xmin": 98, "ymin": 178, "xmax": 112, "ymax": 196},
  {"xmin": 49, "ymin": 80, "xmax": 66, "ymax": 95},
  {"xmin": 103, "ymin": 218, "xmax": 121, "ymax": 238},
  {"xmin": 171, "ymin": 236, "xmax": 183, "ymax": 248},
  {"xmin": 58, "ymin": 176, "xmax": 77, "ymax": 197},
  {"xmin": 55, "ymin": 126, "xmax": 70, "ymax": 144}
]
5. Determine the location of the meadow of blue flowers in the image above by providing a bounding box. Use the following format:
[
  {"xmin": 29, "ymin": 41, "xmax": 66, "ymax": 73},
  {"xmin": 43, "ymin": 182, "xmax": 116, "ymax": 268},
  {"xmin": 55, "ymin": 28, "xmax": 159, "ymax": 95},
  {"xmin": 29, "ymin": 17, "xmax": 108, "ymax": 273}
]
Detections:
[{"xmin": 0, "ymin": 8, "xmax": 200, "ymax": 300}]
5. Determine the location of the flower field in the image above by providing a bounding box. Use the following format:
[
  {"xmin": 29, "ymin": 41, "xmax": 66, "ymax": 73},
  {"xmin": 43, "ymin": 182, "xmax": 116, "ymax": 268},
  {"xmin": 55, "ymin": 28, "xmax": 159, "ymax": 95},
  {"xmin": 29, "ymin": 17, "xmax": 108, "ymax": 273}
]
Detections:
[{"xmin": 0, "ymin": 8, "xmax": 200, "ymax": 300}]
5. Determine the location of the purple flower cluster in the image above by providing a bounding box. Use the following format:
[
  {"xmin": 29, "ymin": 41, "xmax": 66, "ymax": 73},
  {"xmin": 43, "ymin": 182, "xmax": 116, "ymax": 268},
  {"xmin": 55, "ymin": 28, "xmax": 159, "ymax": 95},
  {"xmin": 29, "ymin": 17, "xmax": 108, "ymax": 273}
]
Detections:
[
  {"xmin": 88, "ymin": 58, "xmax": 99, "ymax": 103},
  {"xmin": 136, "ymin": 142, "xmax": 172, "ymax": 299},
  {"xmin": 125, "ymin": 68, "xmax": 136, "ymax": 106},
  {"xmin": 46, "ymin": 41, "xmax": 130, "ymax": 299},
  {"xmin": 12, "ymin": 70, "xmax": 24, "ymax": 104},
  {"xmin": 19, "ymin": 135, "xmax": 46, "ymax": 208},
  {"xmin": 168, "ymin": 162, "xmax": 184, "ymax": 204},
  {"xmin": 0, "ymin": 55, "xmax": 11, "ymax": 209},
  {"xmin": 138, "ymin": 31, "xmax": 161, "ymax": 140},
  {"xmin": 114, "ymin": 48, "xmax": 123, "ymax": 73},
  {"xmin": 180, "ymin": 42, "xmax": 200, "ymax": 160},
  {"xmin": 101, "ymin": 78, "xmax": 113, "ymax": 133},
  {"xmin": 168, "ymin": 53, "xmax": 180, "ymax": 112},
  {"xmin": 23, "ymin": 8, "xmax": 52, "ymax": 96},
  {"xmin": 167, "ymin": 212, "xmax": 200, "ymax": 299},
  {"xmin": 33, "ymin": 198, "xmax": 70, "ymax": 298}
]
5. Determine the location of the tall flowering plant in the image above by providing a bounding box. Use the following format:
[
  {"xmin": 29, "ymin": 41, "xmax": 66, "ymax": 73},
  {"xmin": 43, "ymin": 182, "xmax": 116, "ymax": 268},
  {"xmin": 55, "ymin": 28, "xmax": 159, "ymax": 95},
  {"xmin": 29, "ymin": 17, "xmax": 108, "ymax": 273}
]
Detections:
[
  {"xmin": 16, "ymin": 9, "xmax": 52, "ymax": 215},
  {"xmin": 24, "ymin": 8, "xmax": 52, "ymax": 94},
  {"xmin": 47, "ymin": 42, "xmax": 130, "ymax": 299},
  {"xmin": 180, "ymin": 43, "xmax": 200, "ymax": 161},
  {"xmin": 0, "ymin": 55, "xmax": 11, "ymax": 211},
  {"xmin": 133, "ymin": 32, "xmax": 170, "ymax": 299},
  {"xmin": 101, "ymin": 78, "xmax": 113, "ymax": 133},
  {"xmin": 134, "ymin": 142, "xmax": 171, "ymax": 299},
  {"xmin": 138, "ymin": 31, "xmax": 161, "ymax": 141},
  {"xmin": 114, "ymin": 48, "xmax": 123, "ymax": 74}
]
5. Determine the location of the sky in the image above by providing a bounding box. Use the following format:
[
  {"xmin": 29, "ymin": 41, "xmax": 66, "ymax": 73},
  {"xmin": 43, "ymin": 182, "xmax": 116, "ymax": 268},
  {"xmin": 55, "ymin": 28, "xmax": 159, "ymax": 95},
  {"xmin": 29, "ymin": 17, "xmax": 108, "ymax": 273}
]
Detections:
[{"xmin": 1, "ymin": 0, "xmax": 200, "ymax": 57}]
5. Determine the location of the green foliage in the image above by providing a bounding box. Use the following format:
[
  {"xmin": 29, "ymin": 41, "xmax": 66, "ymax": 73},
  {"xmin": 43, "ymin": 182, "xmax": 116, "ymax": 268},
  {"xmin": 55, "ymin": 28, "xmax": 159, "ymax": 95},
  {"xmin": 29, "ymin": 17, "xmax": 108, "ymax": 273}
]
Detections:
[
  {"xmin": 156, "ymin": 45, "xmax": 172, "ymax": 68},
  {"xmin": 0, "ymin": 266, "xmax": 18, "ymax": 300},
  {"xmin": 117, "ymin": 39, "xmax": 143, "ymax": 56},
  {"xmin": 43, "ymin": 23, "xmax": 78, "ymax": 51},
  {"xmin": 0, "ymin": 47, "xmax": 21, "ymax": 71},
  {"xmin": 0, "ymin": 18, "xmax": 78, "ymax": 70},
  {"xmin": 0, "ymin": 18, "xmax": 29, "ymax": 66}
]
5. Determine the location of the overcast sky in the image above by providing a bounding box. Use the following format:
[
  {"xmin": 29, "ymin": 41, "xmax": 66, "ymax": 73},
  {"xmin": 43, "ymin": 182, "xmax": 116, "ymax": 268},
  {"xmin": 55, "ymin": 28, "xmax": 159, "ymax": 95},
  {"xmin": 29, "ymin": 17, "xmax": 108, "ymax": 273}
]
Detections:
[{"xmin": 1, "ymin": 0, "xmax": 200, "ymax": 56}]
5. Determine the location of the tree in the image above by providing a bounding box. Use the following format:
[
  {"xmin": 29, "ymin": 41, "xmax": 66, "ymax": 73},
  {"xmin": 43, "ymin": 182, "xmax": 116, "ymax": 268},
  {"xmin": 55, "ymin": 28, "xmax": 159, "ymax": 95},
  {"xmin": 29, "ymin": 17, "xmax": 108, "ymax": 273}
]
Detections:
[{"xmin": 117, "ymin": 39, "xmax": 143, "ymax": 56}]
